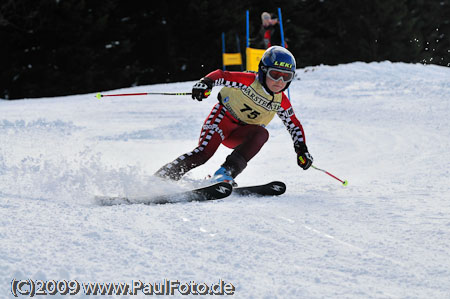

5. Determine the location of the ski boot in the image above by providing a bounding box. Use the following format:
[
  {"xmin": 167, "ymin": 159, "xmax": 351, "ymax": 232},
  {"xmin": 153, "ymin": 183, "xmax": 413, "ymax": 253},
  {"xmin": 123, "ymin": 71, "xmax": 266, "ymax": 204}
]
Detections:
[{"xmin": 211, "ymin": 167, "xmax": 238, "ymax": 187}]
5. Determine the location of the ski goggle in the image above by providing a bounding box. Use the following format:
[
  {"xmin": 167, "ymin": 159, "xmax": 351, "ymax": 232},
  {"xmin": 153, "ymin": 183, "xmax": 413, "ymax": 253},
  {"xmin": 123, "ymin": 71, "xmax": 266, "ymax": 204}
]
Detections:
[{"xmin": 266, "ymin": 67, "xmax": 295, "ymax": 82}]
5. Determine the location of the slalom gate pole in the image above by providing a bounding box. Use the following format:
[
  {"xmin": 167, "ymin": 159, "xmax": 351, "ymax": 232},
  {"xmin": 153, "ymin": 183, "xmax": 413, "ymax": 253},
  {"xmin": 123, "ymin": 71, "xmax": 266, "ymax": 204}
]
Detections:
[
  {"xmin": 96, "ymin": 92, "xmax": 192, "ymax": 99},
  {"xmin": 277, "ymin": 8, "xmax": 291, "ymax": 100},
  {"xmin": 278, "ymin": 8, "xmax": 285, "ymax": 47},
  {"xmin": 311, "ymin": 165, "xmax": 348, "ymax": 186},
  {"xmin": 246, "ymin": 10, "xmax": 249, "ymax": 48}
]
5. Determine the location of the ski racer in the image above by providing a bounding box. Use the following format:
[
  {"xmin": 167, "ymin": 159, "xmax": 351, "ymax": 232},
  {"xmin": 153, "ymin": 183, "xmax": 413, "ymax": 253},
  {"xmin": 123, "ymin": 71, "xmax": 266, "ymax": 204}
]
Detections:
[{"xmin": 154, "ymin": 46, "xmax": 313, "ymax": 185}]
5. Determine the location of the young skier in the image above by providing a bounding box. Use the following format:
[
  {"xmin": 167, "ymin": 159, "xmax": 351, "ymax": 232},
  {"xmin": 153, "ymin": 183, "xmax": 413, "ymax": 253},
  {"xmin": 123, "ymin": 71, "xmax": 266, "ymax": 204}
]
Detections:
[{"xmin": 154, "ymin": 46, "xmax": 313, "ymax": 185}]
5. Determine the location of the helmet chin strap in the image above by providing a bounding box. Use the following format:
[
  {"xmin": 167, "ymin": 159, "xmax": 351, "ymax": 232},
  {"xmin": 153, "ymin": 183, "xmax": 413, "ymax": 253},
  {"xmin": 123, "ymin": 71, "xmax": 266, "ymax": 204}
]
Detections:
[
  {"xmin": 281, "ymin": 81, "xmax": 291, "ymax": 92},
  {"xmin": 258, "ymin": 72, "xmax": 274, "ymax": 96},
  {"xmin": 256, "ymin": 65, "xmax": 271, "ymax": 95}
]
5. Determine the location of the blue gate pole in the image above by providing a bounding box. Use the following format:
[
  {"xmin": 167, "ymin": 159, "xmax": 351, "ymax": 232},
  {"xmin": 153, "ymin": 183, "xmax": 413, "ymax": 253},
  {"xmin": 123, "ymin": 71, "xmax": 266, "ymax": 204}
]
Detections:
[
  {"xmin": 278, "ymin": 8, "xmax": 291, "ymax": 99},
  {"xmin": 246, "ymin": 10, "xmax": 250, "ymax": 48},
  {"xmin": 222, "ymin": 32, "xmax": 226, "ymax": 70},
  {"xmin": 277, "ymin": 8, "xmax": 285, "ymax": 47}
]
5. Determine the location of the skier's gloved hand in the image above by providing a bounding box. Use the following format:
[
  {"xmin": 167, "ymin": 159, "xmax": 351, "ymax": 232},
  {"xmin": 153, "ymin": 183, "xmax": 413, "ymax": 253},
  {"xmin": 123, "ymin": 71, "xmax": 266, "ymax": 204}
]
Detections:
[
  {"xmin": 192, "ymin": 77, "xmax": 213, "ymax": 101},
  {"xmin": 295, "ymin": 142, "xmax": 313, "ymax": 170}
]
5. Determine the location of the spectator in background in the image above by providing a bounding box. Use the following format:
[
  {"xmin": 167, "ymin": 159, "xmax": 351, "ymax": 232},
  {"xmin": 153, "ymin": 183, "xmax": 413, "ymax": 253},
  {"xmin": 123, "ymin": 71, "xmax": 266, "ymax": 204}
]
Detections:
[{"xmin": 252, "ymin": 12, "xmax": 287, "ymax": 49}]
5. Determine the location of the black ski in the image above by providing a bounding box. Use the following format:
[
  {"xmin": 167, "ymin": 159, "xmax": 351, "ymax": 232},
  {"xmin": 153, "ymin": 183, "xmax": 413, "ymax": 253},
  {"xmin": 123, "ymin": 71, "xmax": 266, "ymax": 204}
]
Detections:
[
  {"xmin": 96, "ymin": 182, "xmax": 233, "ymax": 205},
  {"xmin": 233, "ymin": 181, "xmax": 286, "ymax": 196}
]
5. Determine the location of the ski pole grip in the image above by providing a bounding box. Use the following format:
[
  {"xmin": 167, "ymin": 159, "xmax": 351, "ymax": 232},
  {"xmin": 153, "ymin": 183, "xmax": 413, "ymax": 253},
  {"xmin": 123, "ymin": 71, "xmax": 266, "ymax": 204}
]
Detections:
[{"xmin": 299, "ymin": 156, "xmax": 305, "ymax": 164}]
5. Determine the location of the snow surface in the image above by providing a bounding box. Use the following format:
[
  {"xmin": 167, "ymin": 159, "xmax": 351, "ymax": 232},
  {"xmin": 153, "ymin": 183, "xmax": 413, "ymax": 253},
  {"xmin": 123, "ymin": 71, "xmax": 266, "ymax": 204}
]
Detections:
[{"xmin": 1, "ymin": 61, "xmax": 450, "ymax": 298}]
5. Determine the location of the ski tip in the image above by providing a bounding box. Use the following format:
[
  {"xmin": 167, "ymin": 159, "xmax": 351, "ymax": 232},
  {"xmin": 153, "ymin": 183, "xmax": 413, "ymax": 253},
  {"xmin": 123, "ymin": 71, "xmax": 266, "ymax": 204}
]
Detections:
[{"xmin": 95, "ymin": 195, "xmax": 131, "ymax": 206}]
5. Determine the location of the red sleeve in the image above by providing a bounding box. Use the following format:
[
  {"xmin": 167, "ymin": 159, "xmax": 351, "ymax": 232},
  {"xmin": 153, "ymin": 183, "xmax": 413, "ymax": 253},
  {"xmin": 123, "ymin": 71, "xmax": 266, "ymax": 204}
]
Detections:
[
  {"xmin": 204, "ymin": 69, "xmax": 256, "ymax": 87},
  {"xmin": 278, "ymin": 93, "xmax": 306, "ymax": 145}
]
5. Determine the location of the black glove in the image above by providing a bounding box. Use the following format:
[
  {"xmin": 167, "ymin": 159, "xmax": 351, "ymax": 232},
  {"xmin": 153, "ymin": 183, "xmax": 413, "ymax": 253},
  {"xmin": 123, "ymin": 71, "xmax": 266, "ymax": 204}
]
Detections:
[
  {"xmin": 192, "ymin": 77, "xmax": 213, "ymax": 101},
  {"xmin": 295, "ymin": 142, "xmax": 313, "ymax": 170}
]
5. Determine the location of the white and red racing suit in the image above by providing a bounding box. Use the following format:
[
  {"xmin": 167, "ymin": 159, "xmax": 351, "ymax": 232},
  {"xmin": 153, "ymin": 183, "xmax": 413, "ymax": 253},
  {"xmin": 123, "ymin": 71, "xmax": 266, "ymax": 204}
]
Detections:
[{"xmin": 155, "ymin": 70, "xmax": 306, "ymax": 180}]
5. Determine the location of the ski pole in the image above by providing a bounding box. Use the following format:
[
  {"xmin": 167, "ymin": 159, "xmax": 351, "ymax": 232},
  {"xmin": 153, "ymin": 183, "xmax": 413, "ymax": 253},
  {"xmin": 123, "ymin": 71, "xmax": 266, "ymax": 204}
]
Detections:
[
  {"xmin": 311, "ymin": 164, "xmax": 348, "ymax": 186},
  {"xmin": 96, "ymin": 92, "xmax": 192, "ymax": 99}
]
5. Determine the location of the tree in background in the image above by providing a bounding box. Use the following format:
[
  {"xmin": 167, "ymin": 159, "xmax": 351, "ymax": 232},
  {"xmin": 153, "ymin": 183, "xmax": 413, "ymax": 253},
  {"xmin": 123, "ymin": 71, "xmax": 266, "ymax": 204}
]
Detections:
[
  {"xmin": 0, "ymin": 0, "xmax": 124, "ymax": 99},
  {"xmin": 0, "ymin": 0, "xmax": 448, "ymax": 99},
  {"xmin": 407, "ymin": 0, "xmax": 450, "ymax": 65}
]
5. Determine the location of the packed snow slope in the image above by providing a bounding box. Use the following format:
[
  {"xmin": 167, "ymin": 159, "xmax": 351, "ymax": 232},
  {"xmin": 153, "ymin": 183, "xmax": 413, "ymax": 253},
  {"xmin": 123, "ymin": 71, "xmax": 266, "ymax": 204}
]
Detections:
[{"xmin": 1, "ymin": 62, "xmax": 450, "ymax": 298}]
